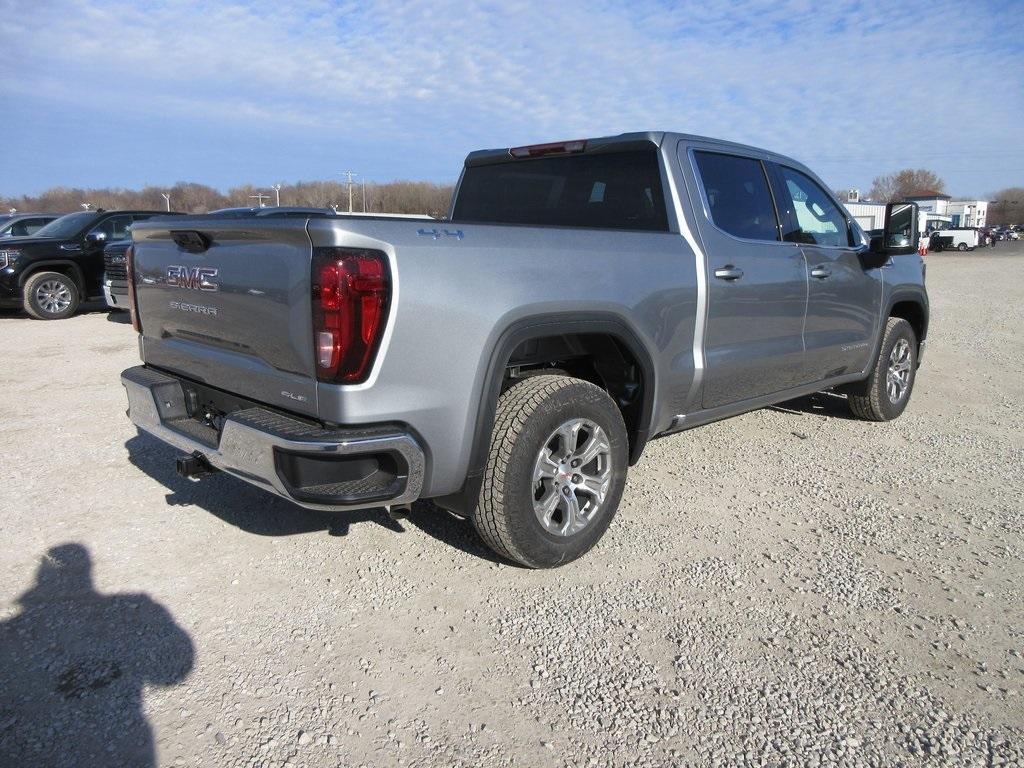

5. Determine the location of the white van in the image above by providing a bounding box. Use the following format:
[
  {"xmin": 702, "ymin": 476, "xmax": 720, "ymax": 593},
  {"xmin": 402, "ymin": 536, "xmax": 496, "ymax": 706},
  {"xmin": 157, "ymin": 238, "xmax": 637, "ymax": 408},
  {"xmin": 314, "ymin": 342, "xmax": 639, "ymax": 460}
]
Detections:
[{"xmin": 930, "ymin": 227, "xmax": 980, "ymax": 252}]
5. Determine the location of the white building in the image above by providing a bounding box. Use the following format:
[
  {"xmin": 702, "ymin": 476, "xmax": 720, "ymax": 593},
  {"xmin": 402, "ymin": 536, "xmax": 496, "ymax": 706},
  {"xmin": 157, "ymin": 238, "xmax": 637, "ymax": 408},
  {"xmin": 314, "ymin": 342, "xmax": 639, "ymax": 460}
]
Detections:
[
  {"xmin": 948, "ymin": 200, "xmax": 988, "ymax": 227},
  {"xmin": 843, "ymin": 200, "xmax": 887, "ymax": 231},
  {"xmin": 905, "ymin": 194, "xmax": 987, "ymax": 228}
]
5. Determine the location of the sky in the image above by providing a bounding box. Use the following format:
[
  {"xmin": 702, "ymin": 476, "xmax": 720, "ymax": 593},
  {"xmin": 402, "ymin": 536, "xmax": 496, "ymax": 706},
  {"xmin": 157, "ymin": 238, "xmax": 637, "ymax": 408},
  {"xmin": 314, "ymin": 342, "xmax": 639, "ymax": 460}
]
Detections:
[{"xmin": 2, "ymin": 0, "xmax": 1023, "ymax": 199}]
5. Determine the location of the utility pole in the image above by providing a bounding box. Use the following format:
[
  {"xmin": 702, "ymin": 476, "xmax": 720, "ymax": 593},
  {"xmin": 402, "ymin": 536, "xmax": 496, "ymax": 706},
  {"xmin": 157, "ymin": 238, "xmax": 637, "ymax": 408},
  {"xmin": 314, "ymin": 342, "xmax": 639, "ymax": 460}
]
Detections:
[
  {"xmin": 272, "ymin": 184, "xmax": 282, "ymax": 207},
  {"xmin": 161, "ymin": 193, "xmax": 171, "ymax": 212},
  {"xmin": 341, "ymin": 170, "xmax": 357, "ymax": 213},
  {"xmin": 80, "ymin": 202, "xmax": 92, "ymax": 211},
  {"xmin": 249, "ymin": 192, "xmax": 270, "ymax": 208},
  {"xmin": 361, "ymin": 180, "xmax": 366, "ymax": 213}
]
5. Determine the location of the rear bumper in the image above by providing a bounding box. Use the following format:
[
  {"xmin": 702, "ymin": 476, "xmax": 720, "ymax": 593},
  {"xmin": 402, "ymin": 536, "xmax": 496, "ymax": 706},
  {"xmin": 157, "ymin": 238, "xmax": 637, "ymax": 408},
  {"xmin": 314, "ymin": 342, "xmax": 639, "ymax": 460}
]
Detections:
[{"xmin": 121, "ymin": 365, "xmax": 425, "ymax": 511}]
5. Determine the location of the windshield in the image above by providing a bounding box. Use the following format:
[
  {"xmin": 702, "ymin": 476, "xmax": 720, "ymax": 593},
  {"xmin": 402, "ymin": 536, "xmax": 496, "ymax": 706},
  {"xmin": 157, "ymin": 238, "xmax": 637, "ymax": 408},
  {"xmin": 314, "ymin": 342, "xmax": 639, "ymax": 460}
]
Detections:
[{"xmin": 34, "ymin": 212, "xmax": 99, "ymax": 239}]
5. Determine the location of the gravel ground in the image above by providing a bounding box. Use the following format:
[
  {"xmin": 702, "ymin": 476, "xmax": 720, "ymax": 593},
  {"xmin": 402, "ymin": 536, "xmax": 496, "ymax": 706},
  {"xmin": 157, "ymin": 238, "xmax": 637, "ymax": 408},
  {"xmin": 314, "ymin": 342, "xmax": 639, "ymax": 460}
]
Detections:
[{"xmin": 1, "ymin": 245, "xmax": 1023, "ymax": 767}]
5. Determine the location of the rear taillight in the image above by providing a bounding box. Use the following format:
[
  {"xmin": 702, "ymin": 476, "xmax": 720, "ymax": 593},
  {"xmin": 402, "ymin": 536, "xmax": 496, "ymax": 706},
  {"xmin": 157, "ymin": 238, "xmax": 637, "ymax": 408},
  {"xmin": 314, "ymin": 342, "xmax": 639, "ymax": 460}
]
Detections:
[
  {"xmin": 126, "ymin": 244, "xmax": 142, "ymax": 334},
  {"xmin": 312, "ymin": 248, "xmax": 390, "ymax": 383}
]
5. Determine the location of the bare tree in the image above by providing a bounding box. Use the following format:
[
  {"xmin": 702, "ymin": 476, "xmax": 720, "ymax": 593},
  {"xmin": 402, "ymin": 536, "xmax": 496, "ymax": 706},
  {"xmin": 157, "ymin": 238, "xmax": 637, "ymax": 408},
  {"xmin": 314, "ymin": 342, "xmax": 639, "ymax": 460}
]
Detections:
[
  {"xmin": 987, "ymin": 187, "xmax": 1024, "ymax": 225},
  {"xmin": 868, "ymin": 169, "xmax": 946, "ymax": 203}
]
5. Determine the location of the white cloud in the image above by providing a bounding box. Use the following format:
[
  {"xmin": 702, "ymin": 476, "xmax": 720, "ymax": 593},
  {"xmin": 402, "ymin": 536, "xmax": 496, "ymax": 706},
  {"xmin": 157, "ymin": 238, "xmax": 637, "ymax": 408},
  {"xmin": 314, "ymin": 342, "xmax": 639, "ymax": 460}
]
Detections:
[{"xmin": 4, "ymin": 0, "xmax": 1023, "ymax": 193}]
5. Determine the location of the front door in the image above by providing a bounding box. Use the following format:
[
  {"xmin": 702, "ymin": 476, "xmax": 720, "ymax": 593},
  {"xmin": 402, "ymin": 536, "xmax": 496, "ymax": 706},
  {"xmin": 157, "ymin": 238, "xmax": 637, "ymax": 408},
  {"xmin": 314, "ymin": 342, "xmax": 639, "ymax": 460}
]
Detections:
[
  {"xmin": 770, "ymin": 164, "xmax": 881, "ymax": 381},
  {"xmin": 685, "ymin": 148, "xmax": 809, "ymax": 410},
  {"xmin": 84, "ymin": 214, "xmax": 133, "ymax": 295}
]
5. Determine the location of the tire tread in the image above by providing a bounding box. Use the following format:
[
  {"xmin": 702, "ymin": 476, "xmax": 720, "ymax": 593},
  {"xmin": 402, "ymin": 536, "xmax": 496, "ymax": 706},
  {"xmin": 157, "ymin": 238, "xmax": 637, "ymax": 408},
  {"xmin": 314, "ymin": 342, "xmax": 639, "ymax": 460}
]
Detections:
[
  {"xmin": 474, "ymin": 375, "xmax": 610, "ymax": 566},
  {"xmin": 848, "ymin": 317, "xmax": 914, "ymax": 421}
]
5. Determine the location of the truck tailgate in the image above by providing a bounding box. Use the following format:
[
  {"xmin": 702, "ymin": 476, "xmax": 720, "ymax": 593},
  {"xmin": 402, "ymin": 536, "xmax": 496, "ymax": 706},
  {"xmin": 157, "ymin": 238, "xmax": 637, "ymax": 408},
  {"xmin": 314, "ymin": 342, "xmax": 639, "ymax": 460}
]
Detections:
[{"xmin": 130, "ymin": 218, "xmax": 318, "ymax": 417}]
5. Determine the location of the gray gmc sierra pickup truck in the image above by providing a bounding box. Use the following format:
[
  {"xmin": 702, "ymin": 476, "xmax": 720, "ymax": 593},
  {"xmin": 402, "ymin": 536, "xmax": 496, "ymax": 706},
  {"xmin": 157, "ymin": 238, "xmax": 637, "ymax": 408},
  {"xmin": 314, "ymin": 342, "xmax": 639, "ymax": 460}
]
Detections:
[{"xmin": 121, "ymin": 132, "xmax": 928, "ymax": 568}]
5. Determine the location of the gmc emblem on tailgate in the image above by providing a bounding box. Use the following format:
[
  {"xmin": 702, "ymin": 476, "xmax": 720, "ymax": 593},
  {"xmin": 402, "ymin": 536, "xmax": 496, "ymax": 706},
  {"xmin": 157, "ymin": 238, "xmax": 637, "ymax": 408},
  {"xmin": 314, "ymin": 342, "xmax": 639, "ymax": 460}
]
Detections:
[{"xmin": 167, "ymin": 265, "xmax": 219, "ymax": 291}]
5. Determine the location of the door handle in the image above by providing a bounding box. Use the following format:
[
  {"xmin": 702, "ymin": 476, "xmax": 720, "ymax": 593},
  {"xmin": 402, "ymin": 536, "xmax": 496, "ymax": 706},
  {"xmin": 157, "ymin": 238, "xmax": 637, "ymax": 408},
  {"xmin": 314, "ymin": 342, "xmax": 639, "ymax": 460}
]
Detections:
[
  {"xmin": 714, "ymin": 265, "xmax": 744, "ymax": 281},
  {"xmin": 810, "ymin": 266, "xmax": 832, "ymax": 279}
]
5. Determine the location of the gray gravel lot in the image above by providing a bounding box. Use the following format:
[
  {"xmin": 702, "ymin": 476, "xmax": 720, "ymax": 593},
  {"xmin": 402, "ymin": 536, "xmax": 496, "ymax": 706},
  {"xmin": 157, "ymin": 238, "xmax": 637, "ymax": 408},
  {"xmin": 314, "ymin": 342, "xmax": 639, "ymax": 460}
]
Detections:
[{"xmin": 1, "ymin": 245, "xmax": 1023, "ymax": 767}]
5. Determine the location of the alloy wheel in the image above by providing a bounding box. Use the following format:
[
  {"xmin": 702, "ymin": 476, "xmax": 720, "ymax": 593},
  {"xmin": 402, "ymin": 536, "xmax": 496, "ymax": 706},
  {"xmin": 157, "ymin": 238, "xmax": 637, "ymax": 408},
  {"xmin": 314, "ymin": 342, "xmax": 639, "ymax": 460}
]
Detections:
[{"xmin": 531, "ymin": 418, "xmax": 613, "ymax": 536}]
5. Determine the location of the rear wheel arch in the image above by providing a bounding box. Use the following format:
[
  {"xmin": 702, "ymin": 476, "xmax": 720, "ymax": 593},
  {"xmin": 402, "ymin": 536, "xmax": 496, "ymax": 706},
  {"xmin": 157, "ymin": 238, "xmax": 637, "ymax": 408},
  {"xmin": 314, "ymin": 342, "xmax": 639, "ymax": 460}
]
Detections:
[{"xmin": 435, "ymin": 314, "xmax": 657, "ymax": 516}]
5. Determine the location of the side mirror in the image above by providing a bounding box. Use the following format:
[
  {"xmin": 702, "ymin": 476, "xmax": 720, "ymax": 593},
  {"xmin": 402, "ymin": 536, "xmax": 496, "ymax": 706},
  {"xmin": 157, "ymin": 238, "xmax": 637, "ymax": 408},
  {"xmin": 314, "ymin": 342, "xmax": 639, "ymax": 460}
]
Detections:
[
  {"xmin": 84, "ymin": 231, "xmax": 107, "ymax": 246},
  {"xmin": 883, "ymin": 202, "xmax": 919, "ymax": 255}
]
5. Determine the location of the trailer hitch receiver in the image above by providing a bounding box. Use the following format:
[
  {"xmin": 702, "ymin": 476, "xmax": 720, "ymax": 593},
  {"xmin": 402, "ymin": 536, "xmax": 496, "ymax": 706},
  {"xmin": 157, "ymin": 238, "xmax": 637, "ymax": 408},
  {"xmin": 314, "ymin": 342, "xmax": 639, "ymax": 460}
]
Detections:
[{"xmin": 176, "ymin": 452, "xmax": 219, "ymax": 480}]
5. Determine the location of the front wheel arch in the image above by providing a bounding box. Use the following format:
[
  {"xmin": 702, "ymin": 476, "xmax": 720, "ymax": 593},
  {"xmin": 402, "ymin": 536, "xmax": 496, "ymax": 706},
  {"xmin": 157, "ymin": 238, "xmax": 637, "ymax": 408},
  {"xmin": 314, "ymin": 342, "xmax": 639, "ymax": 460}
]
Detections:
[{"xmin": 18, "ymin": 261, "xmax": 86, "ymax": 294}]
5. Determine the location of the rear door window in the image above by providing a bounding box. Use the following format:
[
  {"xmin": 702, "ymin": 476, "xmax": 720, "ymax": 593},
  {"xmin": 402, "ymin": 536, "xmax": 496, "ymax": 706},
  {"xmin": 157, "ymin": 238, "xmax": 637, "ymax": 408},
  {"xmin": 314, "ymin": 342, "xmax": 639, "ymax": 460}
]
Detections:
[
  {"xmin": 774, "ymin": 166, "xmax": 853, "ymax": 247},
  {"xmin": 693, "ymin": 151, "xmax": 779, "ymax": 241},
  {"xmin": 24, "ymin": 218, "xmax": 51, "ymax": 235},
  {"xmin": 90, "ymin": 215, "xmax": 133, "ymax": 241},
  {"xmin": 453, "ymin": 150, "xmax": 669, "ymax": 231}
]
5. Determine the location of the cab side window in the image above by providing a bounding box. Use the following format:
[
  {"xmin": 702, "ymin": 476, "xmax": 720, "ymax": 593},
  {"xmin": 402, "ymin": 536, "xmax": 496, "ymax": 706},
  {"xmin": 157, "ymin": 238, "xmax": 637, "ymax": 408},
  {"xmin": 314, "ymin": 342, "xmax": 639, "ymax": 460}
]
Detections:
[
  {"xmin": 693, "ymin": 151, "xmax": 779, "ymax": 241},
  {"xmin": 776, "ymin": 166, "xmax": 852, "ymax": 247}
]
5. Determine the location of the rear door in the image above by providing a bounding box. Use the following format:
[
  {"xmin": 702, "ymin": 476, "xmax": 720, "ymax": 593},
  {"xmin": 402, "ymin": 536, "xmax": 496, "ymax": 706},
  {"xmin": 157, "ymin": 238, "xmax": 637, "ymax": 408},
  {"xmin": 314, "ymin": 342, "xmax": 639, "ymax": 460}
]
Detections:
[
  {"xmin": 769, "ymin": 164, "xmax": 880, "ymax": 381},
  {"xmin": 131, "ymin": 218, "xmax": 319, "ymax": 416},
  {"xmin": 685, "ymin": 148, "xmax": 808, "ymax": 409}
]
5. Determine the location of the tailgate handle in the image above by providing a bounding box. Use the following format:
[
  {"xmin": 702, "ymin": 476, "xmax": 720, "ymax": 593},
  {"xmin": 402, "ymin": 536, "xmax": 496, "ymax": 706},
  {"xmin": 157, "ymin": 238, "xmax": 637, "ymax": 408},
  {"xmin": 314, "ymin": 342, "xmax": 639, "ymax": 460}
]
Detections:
[{"xmin": 171, "ymin": 230, "xmax": 211, "ymax": 253}]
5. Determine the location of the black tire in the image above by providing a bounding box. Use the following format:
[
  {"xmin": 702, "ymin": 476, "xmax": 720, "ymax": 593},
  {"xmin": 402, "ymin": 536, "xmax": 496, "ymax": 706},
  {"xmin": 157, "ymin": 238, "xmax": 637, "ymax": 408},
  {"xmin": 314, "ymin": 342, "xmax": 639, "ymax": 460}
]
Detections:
[
  {"xmin": 473, "ymin": 375, "xmax": 629, "ymax": 568},
  {"xmin": 957, "ymin": 242, "xmax": 969, "ymax": 252},
  {"xmin": 23, "ymin": 271, "xmax": 80, "ymax": 320},
  {"xmin": 847, "ymin": 317, "xmax": 917, "ymax": 421}
]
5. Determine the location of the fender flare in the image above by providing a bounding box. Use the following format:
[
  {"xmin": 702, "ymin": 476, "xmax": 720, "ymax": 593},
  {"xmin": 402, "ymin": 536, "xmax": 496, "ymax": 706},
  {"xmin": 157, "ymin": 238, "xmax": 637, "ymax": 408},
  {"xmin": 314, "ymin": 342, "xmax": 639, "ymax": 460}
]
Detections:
[
  {"xmin": 858, "ymin": 289, "xmax": 929, "ymax": 377},
  {"xmin": 435, "ymin": 312, "xmax": 657, "ymax": 516},
  {"xmin": 18, "ymin": 260, "xmax": 87, "ymax": 293},
  {"xmin": 886, "ymin": 289, "xmax": 929, "ymax": 340}
]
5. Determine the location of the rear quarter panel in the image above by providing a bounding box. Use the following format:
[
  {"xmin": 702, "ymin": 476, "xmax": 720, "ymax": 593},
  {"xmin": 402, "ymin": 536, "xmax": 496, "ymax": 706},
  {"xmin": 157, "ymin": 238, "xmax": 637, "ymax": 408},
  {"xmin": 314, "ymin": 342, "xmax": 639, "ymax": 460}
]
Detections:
[{"xmin": 305, "ymin": 218, "xmax": 698, "ymax": 497}]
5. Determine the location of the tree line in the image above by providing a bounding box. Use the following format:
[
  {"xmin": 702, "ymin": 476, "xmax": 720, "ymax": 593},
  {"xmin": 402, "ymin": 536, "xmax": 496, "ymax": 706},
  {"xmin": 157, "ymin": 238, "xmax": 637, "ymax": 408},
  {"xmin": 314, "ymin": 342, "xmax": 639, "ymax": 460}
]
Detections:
[
  {"xmin": 5, "ymin": 173, "xmax": 1021, "ymax": 225},
  {"xmin": 1, "ymin": 179, "xmax": 455, "ymax": 218}
]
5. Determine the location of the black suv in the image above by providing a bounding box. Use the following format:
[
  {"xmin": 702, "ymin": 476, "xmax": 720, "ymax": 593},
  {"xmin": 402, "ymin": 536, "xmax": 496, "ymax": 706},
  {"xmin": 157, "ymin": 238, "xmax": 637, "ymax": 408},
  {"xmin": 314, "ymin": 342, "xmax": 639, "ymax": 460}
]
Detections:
[{"xmin": 0, "ymin": 209, "xmax": 177, "ymax": 319}]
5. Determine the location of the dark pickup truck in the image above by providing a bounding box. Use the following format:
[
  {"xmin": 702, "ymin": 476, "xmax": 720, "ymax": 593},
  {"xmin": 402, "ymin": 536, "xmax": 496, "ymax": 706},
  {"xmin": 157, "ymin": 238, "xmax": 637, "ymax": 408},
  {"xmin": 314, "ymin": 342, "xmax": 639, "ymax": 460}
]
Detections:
[{"xmin": 121, "ymin": 131, "xmax": 929, "ymax": 567}]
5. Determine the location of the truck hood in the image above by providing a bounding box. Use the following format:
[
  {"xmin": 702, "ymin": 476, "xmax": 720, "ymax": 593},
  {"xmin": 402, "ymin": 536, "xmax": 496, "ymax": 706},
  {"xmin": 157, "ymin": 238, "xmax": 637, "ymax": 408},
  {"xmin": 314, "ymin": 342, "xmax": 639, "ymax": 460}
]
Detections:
[{"xmin": 0, "ymin": 237, "xmax": 76, "ymax": 256}]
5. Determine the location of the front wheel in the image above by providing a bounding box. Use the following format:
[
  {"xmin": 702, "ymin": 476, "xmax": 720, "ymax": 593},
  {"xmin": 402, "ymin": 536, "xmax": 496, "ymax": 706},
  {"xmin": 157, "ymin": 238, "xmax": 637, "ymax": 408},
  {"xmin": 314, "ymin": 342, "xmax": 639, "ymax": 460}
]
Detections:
[
  {"xmin": 23, "ymin": 271, "xmax": 81, "ymax": 320},
  {"xmin": 472, "ymin": 375, "xmax": 629, "ymax": 568},
  {"xmin": 847, "ymin": 317, "xmax": 917, "ymax": 421}
]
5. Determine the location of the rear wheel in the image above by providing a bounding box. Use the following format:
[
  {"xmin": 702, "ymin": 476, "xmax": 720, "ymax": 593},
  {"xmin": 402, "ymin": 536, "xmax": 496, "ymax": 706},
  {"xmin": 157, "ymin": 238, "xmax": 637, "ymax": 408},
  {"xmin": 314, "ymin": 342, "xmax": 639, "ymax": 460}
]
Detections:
[
  {"xmin": 23, "ymin": 271, "xmax": 80, "ymax": 320},
  {"xmin": 847, "ymin": 317, "xmax": 917, "ymax": 421},
  {"xmin": 957, "ymin": 242, "xmax": 969, "ymax": 252},
  {"xmin": 473, "ymin": 374, "xmax": 629, "ymax": 568}
]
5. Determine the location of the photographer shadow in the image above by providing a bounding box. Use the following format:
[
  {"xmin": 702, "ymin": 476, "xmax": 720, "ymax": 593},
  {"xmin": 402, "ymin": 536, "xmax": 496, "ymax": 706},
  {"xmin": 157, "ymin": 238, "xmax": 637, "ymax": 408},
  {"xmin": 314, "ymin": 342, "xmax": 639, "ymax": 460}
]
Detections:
[{"xmin": 0, "ymin": 544, "xmax": 194, "ymax": 767}]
